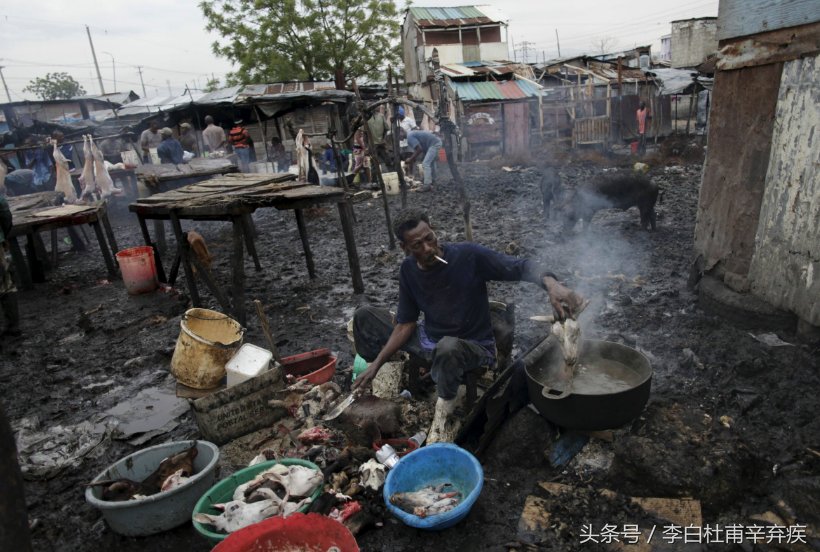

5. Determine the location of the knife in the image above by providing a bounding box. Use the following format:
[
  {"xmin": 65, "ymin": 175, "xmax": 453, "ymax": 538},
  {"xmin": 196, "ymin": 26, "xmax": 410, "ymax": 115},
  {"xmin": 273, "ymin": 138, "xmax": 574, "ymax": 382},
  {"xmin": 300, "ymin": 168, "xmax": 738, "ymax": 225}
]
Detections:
[{"xmin": 322, "ymin": 392, "xmax": 357, "ymax": 421}]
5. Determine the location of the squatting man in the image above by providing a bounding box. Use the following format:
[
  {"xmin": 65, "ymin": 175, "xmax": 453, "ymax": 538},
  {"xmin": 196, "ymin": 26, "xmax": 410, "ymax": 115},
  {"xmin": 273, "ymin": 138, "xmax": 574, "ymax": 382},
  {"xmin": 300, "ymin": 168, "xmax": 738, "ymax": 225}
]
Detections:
[{"xmin": 352, "ymin": 209, "xmax": 586, "ymax": 443}]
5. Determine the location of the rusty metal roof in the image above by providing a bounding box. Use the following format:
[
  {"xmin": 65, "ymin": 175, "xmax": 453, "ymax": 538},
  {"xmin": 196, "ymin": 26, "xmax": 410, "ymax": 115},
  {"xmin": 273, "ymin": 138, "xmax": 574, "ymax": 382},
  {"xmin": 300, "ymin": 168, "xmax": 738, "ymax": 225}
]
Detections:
[
  {"xmin": 408, "ymin": 6, "xmax": 505, "ymax": 28},
  {"xmin": 449, "ymin": 79, "xmax": 541, "ymax": 101}
]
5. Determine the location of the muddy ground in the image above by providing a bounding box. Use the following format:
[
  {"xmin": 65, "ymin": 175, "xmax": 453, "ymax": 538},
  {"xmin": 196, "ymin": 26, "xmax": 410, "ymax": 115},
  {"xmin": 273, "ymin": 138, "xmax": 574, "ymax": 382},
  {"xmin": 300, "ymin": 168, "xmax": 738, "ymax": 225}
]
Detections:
[{"xmin": 1, "ymin": 150, "xmax": 818, "ymax": 552}]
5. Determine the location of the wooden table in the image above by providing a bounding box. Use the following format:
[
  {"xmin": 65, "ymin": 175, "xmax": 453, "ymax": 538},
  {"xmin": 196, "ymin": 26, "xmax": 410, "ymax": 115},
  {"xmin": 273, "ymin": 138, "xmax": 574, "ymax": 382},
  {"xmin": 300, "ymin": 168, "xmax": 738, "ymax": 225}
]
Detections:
[
  {"xmin": 128, "ymin": 173, "xmax": 364, "ymax": 324},
  {"xmin": 135, "ymin": 158, "xmax": 239, "ymax": 252},
  {"xmin": 7, "ymin": 192, "xmax": 119, "ymax": 289}
]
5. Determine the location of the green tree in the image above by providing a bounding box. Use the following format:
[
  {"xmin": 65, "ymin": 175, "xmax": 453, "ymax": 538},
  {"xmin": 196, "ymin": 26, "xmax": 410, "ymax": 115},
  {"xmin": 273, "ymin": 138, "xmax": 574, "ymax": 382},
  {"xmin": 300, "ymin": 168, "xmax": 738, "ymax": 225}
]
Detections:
[
  {"xmin": 23, "ymin": 72, "xmax": 86, "ymax": 100},
  {"xmin": 204, "ymin": 76, "xmax": 221, "ymax": 92},
  {"xmin": 200, "ymin": 0, "xmax": 401, "ymax": 87}
]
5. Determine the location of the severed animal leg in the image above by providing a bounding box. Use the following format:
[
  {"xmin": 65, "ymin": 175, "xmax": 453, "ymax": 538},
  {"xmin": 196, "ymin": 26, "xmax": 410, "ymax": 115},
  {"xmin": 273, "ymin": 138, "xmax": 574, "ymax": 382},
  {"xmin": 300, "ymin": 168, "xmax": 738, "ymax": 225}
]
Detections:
[{"xmin": 551, "ymin": 318, "xmax": 582, "ymax": 388}]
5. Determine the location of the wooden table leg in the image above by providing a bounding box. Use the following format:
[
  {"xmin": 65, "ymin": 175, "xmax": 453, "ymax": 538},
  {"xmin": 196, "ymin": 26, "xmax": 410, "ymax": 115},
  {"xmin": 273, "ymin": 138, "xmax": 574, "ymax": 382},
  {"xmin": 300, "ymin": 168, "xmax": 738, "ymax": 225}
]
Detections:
[
  {"xmin": 25, "ymin": 234, "xmax": 46, "ymax": 283},
  {"xmin": 169, "ymin": 212, "xmax": 201, "ymax": 307},
  {"xmin": 8, "ymin": 237, "xmax": 32, "ymax": 290},
  {"xmin": 99, "ymin": 205, "xmax": 119, "ymax": 257},
  {"xmin": 231, "ymin": 217, "xmax": 246, "ymax": 325},
  {"xmin": 294, "ymin": 209, "xmax": 316, "ymax": 279},
  {"xmin": 90, "ymin": 221, "xmax": 117, "ymax": 277},
  {"xmin": 337, "ymin": 200, "xmax": 364, "ymax": 294},
  {"xmin": 50, "ymin": 229, "xmax": 58, "ymax": 268},
  {"xmin": 137, "ymin": 216, "xmax": 167, "ymax": 283},
  {"xmin": 32, "ymin": 233, "xmax": 51, "ymax": 272},
  {"xmin": 240, "ymin": 215, "xmax": 262, "ymax": 271},
  {"xmin": 153, "ymin": 219, "xmax": 166, "ymax": 254},
  {"xmin": 168, "ymin": 254, "xmax": 181, "ymax": 285}
]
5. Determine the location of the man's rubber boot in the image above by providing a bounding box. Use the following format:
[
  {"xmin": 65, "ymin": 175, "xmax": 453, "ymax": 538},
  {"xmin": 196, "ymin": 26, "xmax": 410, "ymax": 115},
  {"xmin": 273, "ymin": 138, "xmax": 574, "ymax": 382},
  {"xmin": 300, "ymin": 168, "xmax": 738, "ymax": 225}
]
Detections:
[
  {"xmin": 0, "ymin": 293, "xmax": 21, "ymax": 337},
  {"xmin": 428, "ymin": 386, "xmax": 466, "ymax": 444}
]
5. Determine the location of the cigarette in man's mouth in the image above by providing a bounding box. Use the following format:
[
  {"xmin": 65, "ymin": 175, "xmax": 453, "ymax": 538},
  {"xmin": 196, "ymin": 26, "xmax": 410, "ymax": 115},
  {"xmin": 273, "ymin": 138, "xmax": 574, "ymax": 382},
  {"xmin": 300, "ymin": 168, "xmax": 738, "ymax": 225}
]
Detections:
[{"xmin": 434, "ymin": 255, "xmax": 448, "ymax": 264}]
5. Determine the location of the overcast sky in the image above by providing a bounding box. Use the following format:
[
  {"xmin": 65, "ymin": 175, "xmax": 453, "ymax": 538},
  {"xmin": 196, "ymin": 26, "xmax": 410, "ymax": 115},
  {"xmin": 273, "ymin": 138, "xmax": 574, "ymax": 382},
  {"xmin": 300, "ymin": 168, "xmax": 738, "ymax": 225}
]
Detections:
[{"xmin": 1, "ymin": 0, "xmax": 718, "ymax": 101}]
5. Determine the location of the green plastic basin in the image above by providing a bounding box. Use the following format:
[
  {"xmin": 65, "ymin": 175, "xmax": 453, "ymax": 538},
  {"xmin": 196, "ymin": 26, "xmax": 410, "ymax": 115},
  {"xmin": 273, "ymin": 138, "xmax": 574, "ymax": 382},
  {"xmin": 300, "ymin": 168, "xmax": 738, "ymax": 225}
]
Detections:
[{"xmin": 192, "ymin": 458, "xmax": 322, "ymax": 543}]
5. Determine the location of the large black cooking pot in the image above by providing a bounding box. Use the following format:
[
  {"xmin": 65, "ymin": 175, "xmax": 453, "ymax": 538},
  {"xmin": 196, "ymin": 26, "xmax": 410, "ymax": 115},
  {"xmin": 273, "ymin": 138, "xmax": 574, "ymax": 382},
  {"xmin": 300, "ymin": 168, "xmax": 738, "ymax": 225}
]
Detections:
[{"xmin": 525, "ymin": 336, "xmax": 652, "ymax": 430}]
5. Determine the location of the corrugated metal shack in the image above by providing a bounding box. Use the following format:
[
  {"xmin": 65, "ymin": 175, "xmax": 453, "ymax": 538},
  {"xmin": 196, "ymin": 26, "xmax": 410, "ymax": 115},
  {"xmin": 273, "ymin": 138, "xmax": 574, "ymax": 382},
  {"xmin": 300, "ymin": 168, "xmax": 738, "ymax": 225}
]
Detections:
[
  {"xmin": 113, "ymin": 82, "xmax": 355, "ymax": 162},
  {"xmin": 442, "ymin": 61, "xmax": 543, "ymax": 158},
  {"xmin": 534, "ymin": 57, "xmax": 710, "ymax": 148},
  {"xmin": 693, "ymin": 0, "xmax": 820, "ymax": 331}
]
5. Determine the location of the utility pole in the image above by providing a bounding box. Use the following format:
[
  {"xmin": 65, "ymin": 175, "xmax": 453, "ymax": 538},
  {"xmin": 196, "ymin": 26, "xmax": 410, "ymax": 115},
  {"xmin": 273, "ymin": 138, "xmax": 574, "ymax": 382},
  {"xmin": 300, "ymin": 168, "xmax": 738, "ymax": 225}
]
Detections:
[
  {"xmin": 102, "ymin": 51, "xmax": 116, "ymax": 92},
  {"xmin": 166, "ymin": 80, "xmax": 172, "ymax": 95},
  {"xmin": 555, "ymin": 29, "xmax": 562, "ymax": 58},
  {"xmin": 85, "ymin": 25, "xmax": 106, "ymax": 95},
  {"xmin": 0, "ymin": 66, "xmax": 12, "ymax": 102},
  {"xmin": 136, "ymin": 66, "xmax": 147, "ymax": 97},
  {"xmin": 518, "ymin": 41, "xmax": 535, "ymax": 64}
]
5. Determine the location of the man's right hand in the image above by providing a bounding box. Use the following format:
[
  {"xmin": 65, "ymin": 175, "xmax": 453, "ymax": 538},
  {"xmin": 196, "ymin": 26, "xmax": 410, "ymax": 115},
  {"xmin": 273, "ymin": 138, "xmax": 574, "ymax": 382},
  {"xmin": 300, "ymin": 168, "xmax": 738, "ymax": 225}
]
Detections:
[{"xmin": 352, "ymin": 362, "xmax": 380, "ymax": 391}]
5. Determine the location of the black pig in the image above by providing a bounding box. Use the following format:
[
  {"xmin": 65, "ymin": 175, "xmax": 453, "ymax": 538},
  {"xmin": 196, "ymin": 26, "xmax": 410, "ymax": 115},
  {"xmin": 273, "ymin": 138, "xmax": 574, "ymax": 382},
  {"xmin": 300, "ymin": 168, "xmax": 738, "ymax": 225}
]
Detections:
[
  {"xmin": 561, "ymin": 172, "xmax": 658, "ymax": 231},
  {"xmin": 538, "ymin": 167, "xmax": 562, "ymax": 221}
]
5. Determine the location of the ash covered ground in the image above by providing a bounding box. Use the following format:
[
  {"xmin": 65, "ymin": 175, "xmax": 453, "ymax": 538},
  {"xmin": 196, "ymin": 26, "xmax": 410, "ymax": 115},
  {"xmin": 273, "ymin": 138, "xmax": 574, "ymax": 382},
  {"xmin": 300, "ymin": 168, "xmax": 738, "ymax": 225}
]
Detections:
[{"xmin": 1, "ymin": 153, "xmax": 818, "ymax": 551}]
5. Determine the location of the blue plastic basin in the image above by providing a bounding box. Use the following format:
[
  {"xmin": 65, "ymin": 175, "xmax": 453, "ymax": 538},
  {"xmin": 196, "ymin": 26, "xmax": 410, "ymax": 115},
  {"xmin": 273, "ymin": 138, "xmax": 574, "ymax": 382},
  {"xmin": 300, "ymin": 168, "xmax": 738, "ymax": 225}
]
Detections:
[{"xmin": 383, "ymin": 443, "xmax": 483, "ymax": 530}]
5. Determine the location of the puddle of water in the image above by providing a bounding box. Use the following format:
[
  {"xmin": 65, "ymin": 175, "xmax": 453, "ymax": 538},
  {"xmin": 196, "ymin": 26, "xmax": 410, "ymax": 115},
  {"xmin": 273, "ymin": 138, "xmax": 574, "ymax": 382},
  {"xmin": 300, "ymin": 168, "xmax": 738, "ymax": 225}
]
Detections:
[{"xmin": 105, "ymin": 386, "xmax": 188, "ymax": 437}]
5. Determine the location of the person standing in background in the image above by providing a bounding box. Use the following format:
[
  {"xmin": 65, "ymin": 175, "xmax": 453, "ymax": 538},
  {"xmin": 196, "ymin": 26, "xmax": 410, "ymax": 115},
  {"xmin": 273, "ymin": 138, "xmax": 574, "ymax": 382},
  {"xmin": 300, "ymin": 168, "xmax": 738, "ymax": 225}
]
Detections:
[
  {"xmin": 405, "ymin": 129, "xmax": 442, "ymax": 193},
  {"xmin": 367, "ymin": 106, "xmax": 391, "ymax": 169},
  {"xmin": 157, "ymin": 128, "xmax": 184, "ymax": 164},
  {"xmin": 228, "ymin": 119, "xmax": 252, "ymax": 172},
  {"xmin": 202, "ymin": 116, "xmax": 226, "ymax": 154},
  {"xmin": 636, "ymin": 101, "xmax": 651, "ymax": 156},
  {"xmin": 269, "ymin": 137, "xmax": 290, "ymax": 172},
  {"xmin": 139, "ymin": 121, "xmax": 162, "ymax": 164},
  {"xmin": 0, "ymin": 193, "xmax": 20, "ymax": 339},
  {"xmin": 179, "ymin": 123, "xmax": 199, "ymax": 157}
]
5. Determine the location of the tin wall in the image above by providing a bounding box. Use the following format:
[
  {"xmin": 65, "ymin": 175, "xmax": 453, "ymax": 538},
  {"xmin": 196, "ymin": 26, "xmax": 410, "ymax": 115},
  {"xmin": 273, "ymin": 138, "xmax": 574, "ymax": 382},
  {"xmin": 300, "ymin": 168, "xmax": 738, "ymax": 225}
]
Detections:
[
  {"xmin": 747, "ymin": 55, "xmax": 820, "ymax": 324},
  {"xmin": 693, "ymin": 62, "xmax": 782, "ymax": 276}
]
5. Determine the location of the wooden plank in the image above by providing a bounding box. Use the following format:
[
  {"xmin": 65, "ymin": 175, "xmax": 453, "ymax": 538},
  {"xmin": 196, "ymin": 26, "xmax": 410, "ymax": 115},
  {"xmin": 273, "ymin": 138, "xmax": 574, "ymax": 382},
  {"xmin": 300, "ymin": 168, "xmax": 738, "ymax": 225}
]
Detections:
[
  {"xmin": 516, "ymin": 495, "xmax": 552, "ymax": 545},
  {"xmin": 538, "ymin": 482, "xmax": 702, "ymax": 526},
  {"xmin": 717, "ymin": 22, "xmax": 820, "ymax": 71},
  {"xmin": 717, "ymin": 0, "xmax": 820, "ymax": 41}
]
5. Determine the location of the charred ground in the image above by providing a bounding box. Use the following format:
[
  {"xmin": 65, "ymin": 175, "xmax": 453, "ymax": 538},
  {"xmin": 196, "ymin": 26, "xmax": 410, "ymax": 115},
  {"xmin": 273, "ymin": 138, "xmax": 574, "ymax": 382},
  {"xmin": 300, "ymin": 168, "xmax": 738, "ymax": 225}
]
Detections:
[{"xmin": 1, "ymin": 154, "xmax": 817, "ymax": 551}]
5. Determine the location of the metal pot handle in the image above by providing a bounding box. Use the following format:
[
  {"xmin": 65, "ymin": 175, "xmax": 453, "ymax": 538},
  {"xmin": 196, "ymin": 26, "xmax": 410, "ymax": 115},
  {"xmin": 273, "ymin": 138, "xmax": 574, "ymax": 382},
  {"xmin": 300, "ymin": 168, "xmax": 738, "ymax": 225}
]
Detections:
[{"xmin": 542, "ymin": 385, "xmax": 571, "ymax": 400}]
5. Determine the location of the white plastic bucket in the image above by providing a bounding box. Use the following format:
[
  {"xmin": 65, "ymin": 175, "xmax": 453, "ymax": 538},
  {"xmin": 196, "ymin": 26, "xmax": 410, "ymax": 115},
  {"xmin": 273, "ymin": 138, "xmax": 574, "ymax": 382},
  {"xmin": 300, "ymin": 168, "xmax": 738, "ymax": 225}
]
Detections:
[
  {"xmin": 226, "ymin": 343, "xmax": 273, "ymax": 387},
  {"xmin": 382, "ymin": 172, "xmax": 400, "ymax": 195}
]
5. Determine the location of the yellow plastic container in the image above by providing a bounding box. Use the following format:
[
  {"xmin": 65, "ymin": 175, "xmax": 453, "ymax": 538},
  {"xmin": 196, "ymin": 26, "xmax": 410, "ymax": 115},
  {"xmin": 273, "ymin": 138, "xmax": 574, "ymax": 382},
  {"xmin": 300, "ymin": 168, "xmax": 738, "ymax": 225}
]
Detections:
[{"xmin": 170, "ymin": 308, "xmax": 244, "ymax": 389}]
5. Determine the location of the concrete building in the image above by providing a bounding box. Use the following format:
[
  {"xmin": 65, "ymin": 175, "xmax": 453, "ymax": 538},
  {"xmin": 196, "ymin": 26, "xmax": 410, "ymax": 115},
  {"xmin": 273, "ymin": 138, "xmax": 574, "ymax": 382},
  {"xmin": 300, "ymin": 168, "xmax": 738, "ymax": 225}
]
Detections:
[
  {"xmin": 402, "ymin": 5, "xmax": 509, "ymax": 100},
  {"xmin": 693, "ymin": 0, "xmax": 820, "ymax": 336},
  {"xmin": 670, "ymin": 17, "xmax": 718, "ymax": 68},
  {"xmin": 659, "ymin": 34, "xmax": 672, "ymax": 62}
]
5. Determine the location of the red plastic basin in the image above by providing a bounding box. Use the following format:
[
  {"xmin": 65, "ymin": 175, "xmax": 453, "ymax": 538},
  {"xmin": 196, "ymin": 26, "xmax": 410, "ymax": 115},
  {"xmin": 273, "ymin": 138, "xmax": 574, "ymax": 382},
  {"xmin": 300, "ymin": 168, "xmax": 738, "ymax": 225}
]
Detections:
[
  {"xmin": 212, "ymin": 513, "xmax": 358, "ymax": 552},
  {"xmin": 281, "ymin": 348, "xmax": 337, "ymax": 385}
]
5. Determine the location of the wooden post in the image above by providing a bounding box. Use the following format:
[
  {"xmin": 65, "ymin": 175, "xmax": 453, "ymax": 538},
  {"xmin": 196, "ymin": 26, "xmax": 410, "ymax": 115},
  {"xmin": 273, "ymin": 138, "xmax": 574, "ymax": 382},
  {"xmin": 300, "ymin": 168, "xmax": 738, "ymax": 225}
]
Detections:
[
  {"xmin": 351, "ymin": 79, "xmax": 396, "ymax": 250},
  {"xmin": 230, "ymin": 217, "xmax": 246, "ymax": 325},
  {"xmin": 436, "ymin": 74, "xmax": 473, "ymax": 241},
  {"xmin": 337, "ymin": 200, "xmax": 364, "ymax": 294},
  {"xmin": 388, "ymin": 67, "xmax": 409, "ymax": 208},
  {"xmin": 255, "ymin": 105, "xmax": 270, "ymax": 169}
]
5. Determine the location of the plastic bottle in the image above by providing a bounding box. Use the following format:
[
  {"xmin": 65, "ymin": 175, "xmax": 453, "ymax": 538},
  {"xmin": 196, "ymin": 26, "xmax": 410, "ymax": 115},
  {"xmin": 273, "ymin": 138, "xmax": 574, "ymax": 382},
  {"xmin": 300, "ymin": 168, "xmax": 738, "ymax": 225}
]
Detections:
[
  {"xmin": 351, "ymin": 354, "xmax": 368, "ymax": 381},
  {"xmin": 375, "ymin": 444, "xmax": 400, "ymax": 468},
  {"xmin": 409, "ymin": 431, "xmax": 427, "ymax": 448}
]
